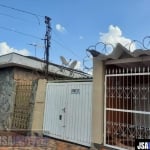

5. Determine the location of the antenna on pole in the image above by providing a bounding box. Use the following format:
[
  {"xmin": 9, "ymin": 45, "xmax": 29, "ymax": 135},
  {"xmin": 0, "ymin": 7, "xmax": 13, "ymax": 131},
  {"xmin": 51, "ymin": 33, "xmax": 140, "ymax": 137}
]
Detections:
[
  {"xmin": 44, "ymin": 16, "xmax": 51, "ymax": 80},
  {"xmin": 29, "ymin": 43, "xmax": 37, "ymax": 56},
  {"xmin": 29, "ymin": 43, "xmax": 44, "ymax": 57}
]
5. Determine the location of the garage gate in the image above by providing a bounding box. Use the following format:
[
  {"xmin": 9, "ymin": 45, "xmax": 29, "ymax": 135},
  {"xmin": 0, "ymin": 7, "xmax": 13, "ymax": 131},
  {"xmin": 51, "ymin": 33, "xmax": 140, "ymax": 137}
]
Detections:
[{"xmin": 43, "ymin": 81, "xmax": 92, "ymax": 146}]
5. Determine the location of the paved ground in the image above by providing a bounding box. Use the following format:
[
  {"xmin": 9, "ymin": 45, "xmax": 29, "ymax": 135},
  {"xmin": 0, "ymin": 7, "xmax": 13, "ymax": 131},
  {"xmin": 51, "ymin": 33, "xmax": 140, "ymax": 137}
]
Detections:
[{"xmin": 0, "ymin": 131, "xmax": 109, "ymax": 150}]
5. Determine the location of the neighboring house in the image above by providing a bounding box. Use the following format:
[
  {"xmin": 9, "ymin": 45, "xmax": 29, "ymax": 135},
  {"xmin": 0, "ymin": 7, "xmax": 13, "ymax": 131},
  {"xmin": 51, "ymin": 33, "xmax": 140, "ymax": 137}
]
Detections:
[
  {"xmin": 0, "ymin": 53, "xmax": 91, "ymax": 81},
  {"xmin": 0, "ymin": 53, "xmax": 91, "ymax": 132},
  {"xmin": 89, "ymin": 43, "xmax": 150, "ymax": 150}
]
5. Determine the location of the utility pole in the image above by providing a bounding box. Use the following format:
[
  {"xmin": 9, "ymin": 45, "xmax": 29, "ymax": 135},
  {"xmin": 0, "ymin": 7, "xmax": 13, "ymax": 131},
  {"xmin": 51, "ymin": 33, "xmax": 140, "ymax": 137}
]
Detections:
[{"xmin": 44, "ymin": 16, "xmax": 51, "ymax": 80}]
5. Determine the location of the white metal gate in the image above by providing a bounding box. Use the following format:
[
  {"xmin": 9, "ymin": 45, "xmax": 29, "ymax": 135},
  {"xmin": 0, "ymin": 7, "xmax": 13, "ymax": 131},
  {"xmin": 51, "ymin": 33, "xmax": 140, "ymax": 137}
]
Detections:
[
  {"xmin": 104, "ymin": 67, "xmax": 150, "ymax": 150},
  {"xmin": 43, "ymin": 81, "xmax": 92, "ymax": 146}
]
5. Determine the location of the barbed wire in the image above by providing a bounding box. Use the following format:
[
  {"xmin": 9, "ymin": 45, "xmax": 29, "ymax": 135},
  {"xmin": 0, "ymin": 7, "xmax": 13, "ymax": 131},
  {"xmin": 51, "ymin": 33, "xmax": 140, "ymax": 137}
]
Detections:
[
  {"xmin": 124, "ymin": 36, "xmax": 150, "ymax": 51},
  {"xmin": 83, "ymin": 36, "xmax": 150, "ymax": 73},
  {"xmin": 143, "ymin": 36, "xmax": 150, "ymax": 50}
]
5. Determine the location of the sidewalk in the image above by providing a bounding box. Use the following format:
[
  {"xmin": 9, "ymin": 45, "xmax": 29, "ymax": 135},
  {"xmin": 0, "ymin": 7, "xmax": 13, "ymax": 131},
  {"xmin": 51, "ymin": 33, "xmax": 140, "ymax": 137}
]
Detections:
[{"xmin": 0, "ymin": 131, "xmax": 111, "ymax": 150}]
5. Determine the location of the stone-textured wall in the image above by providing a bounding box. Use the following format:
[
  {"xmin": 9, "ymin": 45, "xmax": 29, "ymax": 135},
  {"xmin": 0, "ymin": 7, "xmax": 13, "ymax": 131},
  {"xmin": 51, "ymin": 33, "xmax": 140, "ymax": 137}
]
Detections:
[
  {"xmin": 13, "ymin": 67, "xmax": 54, "ymax": 82},
  {"xmin": 0, "ymin": 68, "xmax": 15, "ymax": 130}
]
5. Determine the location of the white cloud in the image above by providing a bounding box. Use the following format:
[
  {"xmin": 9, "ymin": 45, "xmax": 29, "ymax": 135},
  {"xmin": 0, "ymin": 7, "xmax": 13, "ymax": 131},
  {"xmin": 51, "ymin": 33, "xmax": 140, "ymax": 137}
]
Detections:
[
  {"xmin": 99, "ymin": 25, "xmax": 136, "ymax": 52},
  {"xmin": 56, "ymin": 24, "xmax": 66, "ymax": 33},
  {"xmin": 0, "ymin": 42, "xmax": 30, "ymax": 56}
]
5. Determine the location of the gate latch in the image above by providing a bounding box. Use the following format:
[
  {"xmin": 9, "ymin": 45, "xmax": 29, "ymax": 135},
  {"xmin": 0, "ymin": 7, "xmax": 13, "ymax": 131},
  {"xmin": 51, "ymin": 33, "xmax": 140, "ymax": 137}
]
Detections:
[{"xmin": 59, "ymin": 115, "xmax": 62, "ymax": 120}]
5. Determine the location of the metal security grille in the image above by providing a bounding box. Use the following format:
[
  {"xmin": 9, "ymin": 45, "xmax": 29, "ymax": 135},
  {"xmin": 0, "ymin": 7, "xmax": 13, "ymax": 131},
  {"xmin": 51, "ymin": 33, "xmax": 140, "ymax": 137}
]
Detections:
[
  {"xmin": 104, "ymin": 67, "xmax": 150, "ymax": 150},
  {"xmin": 12, "ymin": 81, "xmax": 33, "ymax": 131}
]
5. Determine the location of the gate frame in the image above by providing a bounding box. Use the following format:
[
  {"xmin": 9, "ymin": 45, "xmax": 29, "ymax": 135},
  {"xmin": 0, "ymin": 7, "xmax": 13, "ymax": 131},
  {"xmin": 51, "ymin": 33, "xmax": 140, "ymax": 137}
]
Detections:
[
  {"xmin": 43, "ymin": 80, "xmax": 93, "ymax": 147},
  {"xmin": 104, "ymin": 68, "xmax": 150, "ymax": 150}
]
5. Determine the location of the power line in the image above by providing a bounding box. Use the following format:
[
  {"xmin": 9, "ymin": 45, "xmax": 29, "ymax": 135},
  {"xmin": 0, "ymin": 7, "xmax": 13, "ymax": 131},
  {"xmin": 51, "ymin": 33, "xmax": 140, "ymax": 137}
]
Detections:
[
  {"xmin": 0, "ymin": 3, "xmax": 81, "ymax": 60},
  {"xmin": 0, "ymin": 3, "xmax": 44, "ymax": 24},
  {"xmin": 0, "ymin": 25, "xmax": 82, "ymax": 61},
  {"xmin": 0, "ymin": 26, "xmax": 42, "ymax": 39},
  {"xmin": 0, "ymin": 20, "xmax": 81, "ymax": 62},
  {"xmin": 52, "ymin": 30, "xmax": 83, "ymax": 59},
  {"xmin": 52, "ymin": 38, "xmax": 81, "ymax": 59},
  {"xmin": 0, "ymin": 12, "xmax": 19, "ymax": 20},
  {"xmin": 0, "ymin": 12, "xmax": 40, "ymax": 24}
]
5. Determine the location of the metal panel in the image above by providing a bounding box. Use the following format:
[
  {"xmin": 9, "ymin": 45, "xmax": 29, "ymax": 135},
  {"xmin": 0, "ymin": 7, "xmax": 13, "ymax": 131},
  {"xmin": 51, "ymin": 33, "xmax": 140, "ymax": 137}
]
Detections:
[
  {"xmin": 43, "ymin": 81, "xmax": 92, "ymax": 146},
  {"xmin": 43, "ymin": 83, "xmax": 66, "ymax": 139},
  {"xmin": 64, "ymin": 82, "xmax": 92, "ymax": 146}
]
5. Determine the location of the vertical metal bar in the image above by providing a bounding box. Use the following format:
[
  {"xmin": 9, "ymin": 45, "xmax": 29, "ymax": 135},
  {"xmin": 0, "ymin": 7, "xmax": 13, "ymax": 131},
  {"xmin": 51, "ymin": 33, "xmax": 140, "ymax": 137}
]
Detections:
[
  {"xmin": 130, "ymin": 68, "xmax": 133, "ymax": 146},
  {"xmin": 123, "ymin": 70, "xmax": 126, "ymax": 141},
  {"xmin": 139, "ymin": 67, "xmax": 141, "ymax": 138},
  {"xmin": 135, "ymin": 67, "xmax": 137, "ymax": 138},
  {"xmin": 143, "ymin": 67, "xmax": 145, "ymax": 138},
  {"xmin": 118, "ymin": 72, "xmax": 120, "ymax": 140},
  {"xmin": 148, "ymin": 67, "xmax": 150, "ymax": 139},
  {"xmin": 104, "ymin": 75, "xmax": 107, "ymax": 145},
  {"xmin": 112, "ymin": 75, "xmax": 114, "ymax": 144},
  {"xmin": 115, "ymin": 69, "xmax": 117, "ymax": 141},
  {"xmin": 108, "ymin": 75, "xmax": 111, "ymax": 145},
  {"xmin": 126, "ymin": 68, "xmax": 129, "ymax": 145},
  {"xmin": 122, "ymin": 68, "xmax": 125, "ymax": 141}
]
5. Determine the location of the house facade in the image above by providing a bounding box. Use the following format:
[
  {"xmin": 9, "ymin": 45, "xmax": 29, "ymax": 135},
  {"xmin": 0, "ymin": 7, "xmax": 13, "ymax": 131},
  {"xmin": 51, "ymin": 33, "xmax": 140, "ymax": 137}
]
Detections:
[
  {"xmin": 0, "ymin": 53, "xmax": 91, "ymax": 133},
  {"xmin": 90, "ymin": 43, "xmax": 150, "ymax": 150}
]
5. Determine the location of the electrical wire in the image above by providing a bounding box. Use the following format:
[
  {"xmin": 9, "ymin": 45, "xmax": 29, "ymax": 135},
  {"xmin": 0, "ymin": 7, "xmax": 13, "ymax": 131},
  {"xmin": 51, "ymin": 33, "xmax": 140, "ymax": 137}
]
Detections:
[
  {"xmin": 0, "ymin": 12, "xmax": 20, "ymax": 20},
  {"xmin": 0, "ymin": 24, "xmax": 82, "ymax": 61},
  {"xmin": 0, "ymin": 3, "xmax": 44, "ymax": 25},
  {"xmin": 0, "ymin": 3, "xmax": 84, "ymax": 70},
  {"xmin": 0, "ymin": 26, "xmax": 42, "ymax": 40},
  {"xmin": 0, "ymin": 3, "xmax": 82, "ymax": 60},
  {"xmin": 0, "ymin": 12, "xmax": 41, "ymax": 25},
  {"xmin": 51, "ymin": 38, "xmax": 81, "ymax": 59},
  {"xmin": 52, "ymin": 30, "xmax": 82, "ymax": 59}
]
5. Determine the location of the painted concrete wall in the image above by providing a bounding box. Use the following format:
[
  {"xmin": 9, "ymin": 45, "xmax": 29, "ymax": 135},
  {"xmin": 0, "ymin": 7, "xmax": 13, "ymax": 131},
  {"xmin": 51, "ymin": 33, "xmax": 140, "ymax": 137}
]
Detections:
[
  {"xmin": 92, "ymin": 57, "xmax": 105, "ymax": 145},
  {"xmin": 31, "ymin": 79, "xmax": 47, "ymax": 134},
  {"xmin": 0, "ymin": 68, "xmax": 15, "ymax": 130}
]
